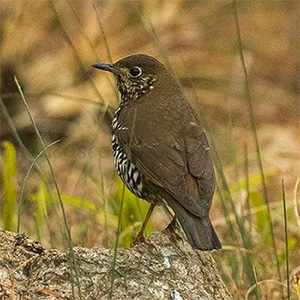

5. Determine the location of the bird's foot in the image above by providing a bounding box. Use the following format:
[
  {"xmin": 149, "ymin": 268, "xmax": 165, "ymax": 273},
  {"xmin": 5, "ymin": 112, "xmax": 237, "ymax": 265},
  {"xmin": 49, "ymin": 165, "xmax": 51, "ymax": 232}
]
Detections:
[
  {"xmin": 130, "ymin": 231, "xmax": 146, "ymax": 247},
  {"xmin": 131, "ymin": 203, "xmax": 155, "ymax": 248},
  {"xmin": 163, "ymin": 217, "xmax": 182, "ymax": 241}
]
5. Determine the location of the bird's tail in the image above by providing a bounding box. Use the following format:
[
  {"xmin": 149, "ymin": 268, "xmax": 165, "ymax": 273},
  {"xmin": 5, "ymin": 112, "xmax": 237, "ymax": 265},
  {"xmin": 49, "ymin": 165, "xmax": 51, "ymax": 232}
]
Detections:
[{"xmin": 169, "ymin": 200, "xmax": 221, "ymax": 251}]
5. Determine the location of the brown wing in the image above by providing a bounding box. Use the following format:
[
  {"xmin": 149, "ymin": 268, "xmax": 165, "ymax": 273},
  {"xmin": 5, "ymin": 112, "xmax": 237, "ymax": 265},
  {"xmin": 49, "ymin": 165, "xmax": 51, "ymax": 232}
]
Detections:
[
  {"xmin": 116, "ymin": 124, "xmax": 215, "ymax": 218},
  {"xmin": 185, "ymin": 130, "xmax": 215, "ymax": 210}
]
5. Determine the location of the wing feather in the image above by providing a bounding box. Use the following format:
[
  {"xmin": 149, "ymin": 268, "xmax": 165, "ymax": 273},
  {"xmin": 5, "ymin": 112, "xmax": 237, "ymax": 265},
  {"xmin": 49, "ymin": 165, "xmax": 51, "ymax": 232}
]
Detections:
[{"xmin": 115, "ymin": 123, "xmax": 215, "ymax": 218}]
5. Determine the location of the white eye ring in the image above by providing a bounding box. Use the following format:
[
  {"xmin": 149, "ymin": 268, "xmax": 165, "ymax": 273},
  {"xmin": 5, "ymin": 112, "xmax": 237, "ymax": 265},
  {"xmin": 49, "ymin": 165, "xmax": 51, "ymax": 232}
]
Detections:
[{"xmin": 129, "ymin": 66, "xmax": 142, "ymax": 78}]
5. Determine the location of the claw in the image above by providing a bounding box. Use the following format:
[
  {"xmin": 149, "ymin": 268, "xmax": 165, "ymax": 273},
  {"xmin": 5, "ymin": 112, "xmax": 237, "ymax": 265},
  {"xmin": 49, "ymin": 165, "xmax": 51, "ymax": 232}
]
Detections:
[
  {"xmin": 130, "ymin": 232, "xmax": 146, "ymax": 247},
  {"xmin": 164, "ymin": 216, "xmax": 182, "ymax": 241}
]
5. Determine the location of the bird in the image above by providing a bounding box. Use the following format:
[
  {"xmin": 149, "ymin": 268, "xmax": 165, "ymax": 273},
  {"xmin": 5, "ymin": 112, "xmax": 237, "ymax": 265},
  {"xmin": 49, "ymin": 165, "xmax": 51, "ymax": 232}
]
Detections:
[{"xmin": 92, "ymin": 54, "xmax": 221, "ymax": 250}]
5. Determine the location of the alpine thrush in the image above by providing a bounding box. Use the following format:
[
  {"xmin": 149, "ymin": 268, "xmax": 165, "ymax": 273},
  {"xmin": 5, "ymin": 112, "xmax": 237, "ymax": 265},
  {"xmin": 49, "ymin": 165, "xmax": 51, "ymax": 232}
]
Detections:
[{"xmin": 92, "ymin": 54, "xmax": 221, "ymax": 250}]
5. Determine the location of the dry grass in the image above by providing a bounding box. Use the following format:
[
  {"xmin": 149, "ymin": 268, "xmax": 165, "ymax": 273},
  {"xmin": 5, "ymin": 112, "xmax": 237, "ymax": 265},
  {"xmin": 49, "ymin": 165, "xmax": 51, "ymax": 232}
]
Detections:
[{"xmin": 1, "ymin": 1, "xmax": 299, "ymax": 299}]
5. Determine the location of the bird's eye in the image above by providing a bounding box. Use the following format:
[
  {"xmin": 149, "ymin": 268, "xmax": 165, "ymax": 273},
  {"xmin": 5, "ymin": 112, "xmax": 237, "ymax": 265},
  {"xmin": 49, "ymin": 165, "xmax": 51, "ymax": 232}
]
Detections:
[{"xmin": 129, "ymin": 66, "xmax": 142, "ymax": 78}]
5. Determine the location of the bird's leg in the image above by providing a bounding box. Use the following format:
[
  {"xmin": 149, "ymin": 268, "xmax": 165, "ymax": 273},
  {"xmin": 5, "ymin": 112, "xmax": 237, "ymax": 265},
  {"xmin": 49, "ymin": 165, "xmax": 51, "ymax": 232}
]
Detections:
[
  {"xmin": 166, "ymin": 215, "xmax": 178, "ymax": 231},
  {"xmin": 164, "ymin": 215, "xmax": 182, "ymax": 241},
  {"xmin": 131, "ymin": 203, "xmax": 156, "ymax": 247}
]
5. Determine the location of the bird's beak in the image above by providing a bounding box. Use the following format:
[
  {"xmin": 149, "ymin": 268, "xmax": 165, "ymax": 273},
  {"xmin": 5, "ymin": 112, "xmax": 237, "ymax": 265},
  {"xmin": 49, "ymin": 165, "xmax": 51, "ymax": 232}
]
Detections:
[{"xmin": 92, "ymin": 63, "xmax": 120, "ymax": 75}]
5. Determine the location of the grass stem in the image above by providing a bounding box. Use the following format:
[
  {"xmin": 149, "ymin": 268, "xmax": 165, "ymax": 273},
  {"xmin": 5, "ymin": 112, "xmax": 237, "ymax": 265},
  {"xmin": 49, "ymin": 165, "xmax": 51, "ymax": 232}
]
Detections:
[
  {"xmin": 232, "ymin": 0, "xmax": 282, "ymax": 283},
  {"xmin": 282, "ymin": 179, "xmax": 290, "ymax": 300},
  {"xmin": 108, "ymin": 183, "xmax": 126, "ymax": 300},
  {"xmin": 14, "ymin": 76, "xmax": 82, "ymax": 300}
]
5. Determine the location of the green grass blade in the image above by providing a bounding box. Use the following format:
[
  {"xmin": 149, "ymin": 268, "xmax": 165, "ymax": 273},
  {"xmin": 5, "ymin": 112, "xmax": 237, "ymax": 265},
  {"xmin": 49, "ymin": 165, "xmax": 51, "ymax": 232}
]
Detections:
[
  {"xmin": 2, "ymin": 141, "xmax": 17, "ymax": 231},
  {"xmin": 97, "ymin": 136, "xmax": 109, "ymax": 247},
  {"xmin": 180, "ymin": 52, "xmax": 256, "ymax": 289},
  {"xmin": 0, "ymin": 96, "xmax": 63, "ymax": 219},
  {"xmin": 31, "ymin": 181, "xmax": 50, "ymax": 238},
  {"xmin": 91, "ymin": 1, "xmax": 113, "ymax": 63},
  {"xmin": 232, "ymin": 0, "xmax": 281, "ymax": 283},
  {"xmin": 14, "ymin": 76, "xmax": 82, "ymax": 300},
  {"xmin": 109, "ymin": 183, "xmax": 126, "ymax": 300},
  {"xmin": 282, "ymin": 179, "xmax": 290, "ymax": 300},
  {"xmin": 295, "ymin": 276, "xmax": 300, "ymax": 300},
  {"xmin": 0, "ymin": 96, "xmax": 34, "ymax": 163},
  {"xmin": 91, "ymin": 1, "xmax": 119, "ymax": 103},
  {"xmin": 129, "ymin": 1, "xmax": 173, "ymax": 72},
  {"xmin": 64, "ymin": 0, "xmax": 119, "ymax": 103},
  {"xmin": 253, "ymin": 264, "xmax": 261, "ymax": 300},
  {"xmin": 111, "ymin": 180, "xmax": 154, "ymax": 248},
  {"xmin": 66, "ymin": 0, "xmax": 100, "ymax": 59},
  {"xmin": 207, "ymin": 130, "xmax": 256, "ymax": 288},
  {"xmin": 294, "ymin": 178, "xmax": 300, "ymax": 227},
  {"xmin": 244, "ymin": 144, "xmax": 252, "ymax": 245},
  {"xmin": 48, "ymin": 0, "xmax": 104, "ymax": 106},
  {"xmin": 17, "ymin": 140, "xmax": 60, "ymax": 233},
  {"xmin": 249, "ymin": 191, "xmax": 272, "ymax": 246}
]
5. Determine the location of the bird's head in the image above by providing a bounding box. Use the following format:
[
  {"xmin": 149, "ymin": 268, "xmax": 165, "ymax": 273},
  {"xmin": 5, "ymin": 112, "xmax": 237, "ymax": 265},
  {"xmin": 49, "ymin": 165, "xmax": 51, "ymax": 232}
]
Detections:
[{"xmin": 92, "ymin": 54, "xmax": 167, "ymax": 102}]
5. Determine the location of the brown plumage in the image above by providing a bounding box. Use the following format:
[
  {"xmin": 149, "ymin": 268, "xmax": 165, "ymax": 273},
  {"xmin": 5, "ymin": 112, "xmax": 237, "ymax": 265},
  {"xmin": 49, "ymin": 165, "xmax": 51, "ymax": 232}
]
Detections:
[{"xmin": 93, "ymin": 54, "xmax": 221, "ymax": 250}]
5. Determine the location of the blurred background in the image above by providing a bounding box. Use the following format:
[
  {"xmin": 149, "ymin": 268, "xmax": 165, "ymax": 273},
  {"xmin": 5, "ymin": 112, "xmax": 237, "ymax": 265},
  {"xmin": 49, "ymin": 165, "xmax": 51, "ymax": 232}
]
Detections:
[{"xmin": 0, "ymin": 1, "xmax": 299, "ymax": 299}]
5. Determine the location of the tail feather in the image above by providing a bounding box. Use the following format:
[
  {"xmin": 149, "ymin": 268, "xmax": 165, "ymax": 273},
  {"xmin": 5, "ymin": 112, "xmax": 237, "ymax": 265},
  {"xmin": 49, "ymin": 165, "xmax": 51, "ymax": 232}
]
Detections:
[{"xmin": 170, "ymin": 200, "xmax": 221, "ymax": 251}]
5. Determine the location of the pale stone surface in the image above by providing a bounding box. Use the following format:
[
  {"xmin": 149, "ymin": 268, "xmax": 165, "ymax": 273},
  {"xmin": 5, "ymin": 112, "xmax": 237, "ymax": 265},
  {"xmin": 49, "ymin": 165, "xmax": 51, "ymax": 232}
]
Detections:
[{"xmin": 0, "ymin": 229, "xmax": 233, "ymax": 300}]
